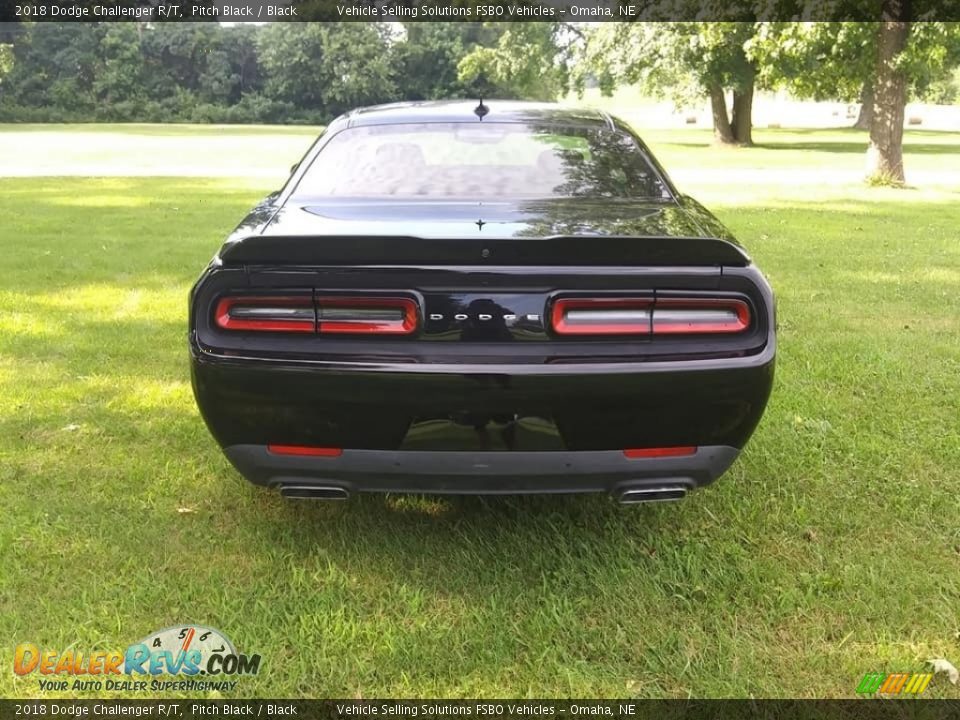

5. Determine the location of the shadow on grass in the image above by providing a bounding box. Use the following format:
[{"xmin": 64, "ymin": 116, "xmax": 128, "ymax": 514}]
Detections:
[
  {"xmin": 246, "ymin": 479, "xmax": 693, "ymax": 607},
  {"xmin": 4, "ymin": 383, "xmax": 699, "ymax": 618},
  {"xmin": 663, "ymin": 139, "xmax": 959, "ymax": 155},
  {"xmin": 0, "ymin": 177, "xmax": 265, "ymax": 294},
  {"xmin": 755, "ymin": 141, "xmax": 960, "ymax": 155}
]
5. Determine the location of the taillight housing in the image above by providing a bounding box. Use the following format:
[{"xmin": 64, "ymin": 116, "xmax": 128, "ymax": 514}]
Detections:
[
  {"xmin": 551, "ymin": 296, "xmax": 751, "ymax": 336},
  {"xmin": 316, "ymin": 296, "xmax": 418, "ymax": 335},
  {"xmin": 551, "ymin": 298, "xmax": 652, "ymax": 335},
  {"xmin": 214, "ymin": 294, "xmax": 419, "ymax": 336},
  {"xmin": 651, "ymin": 298, "xmax": 750, "ymax": 335},
  {"xmin": 214, "ymin": 295, "xmax": 315, "ymax": 333}
]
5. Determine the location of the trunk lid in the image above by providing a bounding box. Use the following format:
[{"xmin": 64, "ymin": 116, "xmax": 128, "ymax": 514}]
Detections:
[{"xmin": 217, "ymin": 199, "xmax": 751, "ymax": 267}]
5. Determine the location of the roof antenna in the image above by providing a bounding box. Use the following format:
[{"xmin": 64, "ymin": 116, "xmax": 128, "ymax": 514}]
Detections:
[{"xmin": 474, "ymin": 98, "xmax": 489, "ymax": 121}]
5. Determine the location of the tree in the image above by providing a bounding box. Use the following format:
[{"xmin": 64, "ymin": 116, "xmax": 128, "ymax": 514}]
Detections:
[
  {"xmin": 457, "ymin": 23, "xmax": 573, "ymax": 102},
  {"xmin": 868, "ymin": 13, "xmax": 910, "ymax": 183},
  {"xmin": 751, "ymin": 21, "xmax": 960, "ymax": 184},
  {"xmin": 854, "ymin": 81, "xmax": 874, "ymax": 130},
  {"xmin": 391, "ymin": 23, "xmax": 504, "ymax": 100},
  {"xmin": 1, "ymin": 23, "xmax": 103, "ymax": 116},
  {"xmin": 258, "ymin": 23, "xmax": 395, "ymax": 119},
  {"xmin": 223, "ymin": 24, "xmax": 263, "ymax": 101},
  {"xmin": 140, "ymin": 24, "xmax": 230, "ymax": 103},
  {"xmin": 578, "ymin": 23, "xmax": 760, "ymax": 145},
  {"xmin": 0, "ymin": 43, "xmax": 13, "ymax": 88},
  {"xmin": 95, "ymin": 25, "xmax": 146, "ymax": 107}
]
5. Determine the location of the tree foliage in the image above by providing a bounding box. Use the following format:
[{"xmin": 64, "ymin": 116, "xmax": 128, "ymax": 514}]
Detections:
[
  {"xmin": 0, "ymin": 43, "xmax": 14, "ymax": 87},
  {"xmin": 0, "ymin": 21, "xmax": 579, "ymax": 123},
  {"xmin": 578, "ymin": 22, "xmax": 760, "ymax": 144},
  {"xmin": 393, "ymin": 23, "xmax": 505, "ymax": 100},
  {"xmin": 748, "ymin": 21, "xmax": 960, "ymax": 102},
  {"xmin": 0, "ymin": 22, "xmax": 503, "ymax": 122},
  {"xmin": 748, "ymin": 20, "xmax": 960, "ymax": 183},
  {"xmin": 257, "ymin": 23, "xmax": 395, "ymax": 117},
  {"xmin": 457, "ymin": 23, "xmax": 572, "ymax": 101},
  {"xmin": 1, "ymin": 20, "xmax": 957, "ymax": 132}
]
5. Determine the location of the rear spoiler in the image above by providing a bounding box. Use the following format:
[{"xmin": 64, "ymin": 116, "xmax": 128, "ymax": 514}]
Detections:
[{"xmin": 218, "ymin": 235, "xmax": 752, "ymax": 267}]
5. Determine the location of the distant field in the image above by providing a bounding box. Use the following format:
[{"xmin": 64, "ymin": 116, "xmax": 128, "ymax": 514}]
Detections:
[
  {"xmin": 569, "ymin": 86, "xmax": 960, "ymax": 133},
  {"xmin": 3, "ymin": 122, "xmax": 958, "ymax": 191},
  {"xmin": 0, "ymin": 123, "xmax": 321, "ymax": 178},
  {"xmin": 1, "ymin": 124, "xmax": 959, "ymax": 698}
]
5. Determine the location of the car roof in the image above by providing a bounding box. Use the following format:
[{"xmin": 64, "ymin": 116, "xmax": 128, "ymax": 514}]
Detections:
[{"xmin": 327, "ymin": 100, "xmax": 617, "ymax": 132}]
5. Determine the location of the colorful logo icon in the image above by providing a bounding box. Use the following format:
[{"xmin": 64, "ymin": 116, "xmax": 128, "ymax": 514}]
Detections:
[{"xmin": 856, "ymin": 672, "xmax": 933, "ymax": 695}]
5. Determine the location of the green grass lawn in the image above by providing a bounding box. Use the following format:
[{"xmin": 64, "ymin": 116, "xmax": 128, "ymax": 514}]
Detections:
[{"xmin": 1, "ymin": 124, "xmax": 959, "ymax": 699}]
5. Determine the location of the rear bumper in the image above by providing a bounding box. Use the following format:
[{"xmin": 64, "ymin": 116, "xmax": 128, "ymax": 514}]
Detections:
[
  {"xmin": 191, "ymin": 338, "xmax": 774, "ymax": 451},
  {"xmin": 191, "ymin": 335, "xmax": 773, "ymax": 497},
  {"xmin": 224, "ymin": 444, "xmax": 741, "ymax": 496}
]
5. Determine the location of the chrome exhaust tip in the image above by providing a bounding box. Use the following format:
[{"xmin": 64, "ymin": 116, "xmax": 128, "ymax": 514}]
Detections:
[
  {"xmin": 617, "ymin": 485, "xmax": 688, "ymax": 504},
  {"xmin": 279, "ymin": 484, "xmax": 350, "ymax": 501}
]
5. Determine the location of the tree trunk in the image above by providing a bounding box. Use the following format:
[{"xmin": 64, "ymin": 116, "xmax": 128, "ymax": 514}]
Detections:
[
  {"xmin": 854, "ymin": 80, "xmax": 874, "ymax": 130},
  {"xmin": 866, "ymin": 7, "xmax": 911, "ymax": 184},
  {"xmin": 731, "ymin": 71, "xmax": 755, "ymax": 146},
  {"xmin": 709, "ymin": 84, "xmax": 735, "ymax": 145}
]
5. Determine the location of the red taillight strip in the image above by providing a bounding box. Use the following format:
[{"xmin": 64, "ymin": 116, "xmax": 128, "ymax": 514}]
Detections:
[
  {"xmin": 267, "ymin": 445, "xmax": 343, "ymax": 457},
  {"xmin": 624, "ymin": 446, "xmax": 697, "ymax": 459},
  {"xmin": 551, "ymin": 297, "xmax": 653, "ymax": 335},
  {"xmin": 317, "ymin": 296, "xmax": 418, "ymax": 335},
  {"xmin": 550, "ymin": 296, "xmax": 751, "ymax": 336},
  {"xmin": 215, "ymin": 296, "xmax": 315, "ymax": 333},
  {"xmin": 652, "ymin": 298, "xmax": 750, "ymax": 335},
  {"xmin": 214, "ymin": 294, "xmax": 421, "ymax": 335}
]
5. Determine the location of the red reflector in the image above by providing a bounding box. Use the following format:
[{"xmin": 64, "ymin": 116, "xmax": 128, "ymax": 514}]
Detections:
[
  {"xmin": 652, "ymin": 299, "xmax": 750, "ymax": 335},
  {"xmin": 623, "ymin": 446, "xmax": 697, "ymax": 459},
  {"xmin": 215, "ymin": 295, "xmax": 315, "ymax": 333},
  {"xmin": 551, "ymin": 297, "xmax": 653, "ymax": 335},
  {"xmin": 317, "ymin": 296, "xmax": 419, "ymax": 335},
  {"xmin": 267, "ymin": 445, "xmax": 343, "ymax": 457}
]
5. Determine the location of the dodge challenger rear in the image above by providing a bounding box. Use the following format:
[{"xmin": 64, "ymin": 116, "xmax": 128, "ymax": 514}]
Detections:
[{"xmin": 189, "ymin": 101, "xmax": 775, "ymax": 503}]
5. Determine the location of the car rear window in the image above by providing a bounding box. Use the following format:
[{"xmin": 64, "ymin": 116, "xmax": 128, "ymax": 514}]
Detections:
[{"xmin": 290, "ymin": 122, "xmax": 672, "ymax": 201}]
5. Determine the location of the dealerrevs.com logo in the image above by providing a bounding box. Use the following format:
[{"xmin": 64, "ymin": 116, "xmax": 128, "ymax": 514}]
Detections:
[{"xmin": 14, "ymin": 625, "xmax": 261, "ymax": 693}]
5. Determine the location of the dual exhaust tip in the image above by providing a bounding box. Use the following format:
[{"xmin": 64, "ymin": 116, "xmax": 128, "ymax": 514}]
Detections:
[
  {"xmin": 278, "ymin": 483, "xmax": 689, "ymax": 504},
  {"xmin": 616, "ymin": 484, "xmax": 689, "ymax": 504},
  {"xmin": 279, "ymin": 484, "xmax": 350, "ymax": 501}
]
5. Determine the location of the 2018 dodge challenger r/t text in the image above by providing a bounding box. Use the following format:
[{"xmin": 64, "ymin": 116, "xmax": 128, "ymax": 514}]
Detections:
[{"xmin": 189, "ymin": 100, "xmax": 776, "ymax": 503}]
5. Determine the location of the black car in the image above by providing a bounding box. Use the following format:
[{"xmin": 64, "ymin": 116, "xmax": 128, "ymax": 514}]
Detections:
[{"xmin": 189, "ymin": 100, "xmax": 775, "ymax": 503}]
